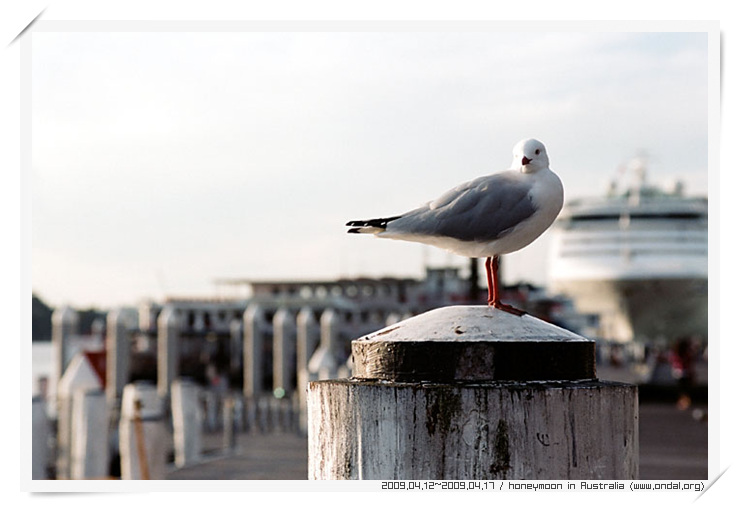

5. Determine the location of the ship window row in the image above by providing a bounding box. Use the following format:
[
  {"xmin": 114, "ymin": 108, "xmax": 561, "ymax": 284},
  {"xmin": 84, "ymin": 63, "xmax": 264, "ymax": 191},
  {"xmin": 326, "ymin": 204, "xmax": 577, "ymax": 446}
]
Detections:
[
  {"xmin": 560, "ymin": 233, "xmax": 706, "ymax": 246},
  {"xmin": 566, "ymin": 212, "xmax": 705, "ymax": 222},
  {"xmin": 559, "ymin": 247, "xmax": 707, "ymax": 258}
]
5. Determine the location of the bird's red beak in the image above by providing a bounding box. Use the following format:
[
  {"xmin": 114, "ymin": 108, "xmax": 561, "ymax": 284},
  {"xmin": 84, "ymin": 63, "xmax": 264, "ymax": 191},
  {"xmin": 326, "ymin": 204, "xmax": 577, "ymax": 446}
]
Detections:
[{"xmin": 522, "ymin": 156, "xmax": 532, "ymax": 165}]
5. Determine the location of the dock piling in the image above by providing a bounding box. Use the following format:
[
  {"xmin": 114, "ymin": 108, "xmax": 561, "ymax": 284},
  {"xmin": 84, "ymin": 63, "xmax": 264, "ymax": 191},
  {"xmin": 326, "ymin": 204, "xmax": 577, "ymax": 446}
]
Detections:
[
  {"xmin": 308, "ymin": 306, "xmax": 638, "ymax": 480},
  {"xmin": 119, "ymin": 382, "xmax": 166, "ymax": 480}
]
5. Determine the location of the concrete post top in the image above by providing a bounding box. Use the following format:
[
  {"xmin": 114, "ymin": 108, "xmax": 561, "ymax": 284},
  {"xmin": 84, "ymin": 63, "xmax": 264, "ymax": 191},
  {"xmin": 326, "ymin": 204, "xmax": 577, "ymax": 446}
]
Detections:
[
  {"xmin": 297, "ymin": 307, "xmax": 317, "ymax": 324},
  {"xmin": 107, "ymin": 307, "xmax": 137, "ymax": 327},
  {"xmin": 274, "ymin": 307, "xmax": 292, "ymax": 320},
  {"xmin": 244, "ymin": 303, "xmax": 264, "ymax": 319},
  {"xmin": 351, "ymin": 306, "xmax": 595, "ymax": 383},
  {"xmin": 121, "ymin": 382, "xmax": 163, "ymax": 420},
  {"xmin": 158, "ymin": 305, "xmax": 179, "ymax": 326},
  {"xmin": 52, "ymin": 305, "xmax": 79, "ymax": 323},
  {"xmin": 356, "ymin": 306, "xmax": 589, "ymax": 343}
]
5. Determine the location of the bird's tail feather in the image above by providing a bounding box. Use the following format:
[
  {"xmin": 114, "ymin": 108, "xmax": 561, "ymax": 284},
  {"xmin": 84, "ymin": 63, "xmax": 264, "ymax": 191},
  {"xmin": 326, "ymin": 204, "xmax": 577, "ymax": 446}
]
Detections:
[{"xmin": 346, "ymin": 216, "xmax": 401, "ymax": 234}]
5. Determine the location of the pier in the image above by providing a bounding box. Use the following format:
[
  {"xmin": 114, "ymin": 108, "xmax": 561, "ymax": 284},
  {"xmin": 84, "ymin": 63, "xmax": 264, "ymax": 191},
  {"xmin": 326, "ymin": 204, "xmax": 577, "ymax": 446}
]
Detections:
[
  {"xmin": 308, "ymin": 306, "xmax": 638, "ymax": 480},
  {"xmin": 167, "ymin": 399, "xmax": 705, "ymax": 480},
  {"xmin": 31, "ymin": 267, "xmax": 708, "ymax": 482}
]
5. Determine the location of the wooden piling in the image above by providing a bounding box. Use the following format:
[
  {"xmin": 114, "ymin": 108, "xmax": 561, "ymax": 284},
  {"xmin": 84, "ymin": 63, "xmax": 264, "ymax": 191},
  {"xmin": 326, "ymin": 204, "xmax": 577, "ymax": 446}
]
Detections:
[
  {"xmin": 70, "ymin": 389, "xmax": 109, "ymax": 479},
  {"xmin": 52, "ymin": 306, "xmax": 78, "ymax": 392},
  {"xmin": 243, "ymin": 304, "xmax": 267, "ymax": 398},
  {"xmin": 157, "ymin": 306, "xmax": 179, "ymax": 400},
  {"xmin": 273, "ymin": 308, "xmax": 296, "ymax": 396},
  {"xmin": 296, "ymin": 307, "xmax": 320, "ymax": 433},
  {"xmin": 106, "ymin": 308, "xmax": 134, "ymax": 404},
  {"xmin": 119, "ymin": 383, "xmax": 166, "ymax": 480},
  {"xmin": 307, "ymin": 306, "xmax": 638, "ymax": 480},
  {"xmin": 171, "ymin": 379, "xmax": 203, "ymax": 468},
  {"xmin": 32, "ymin": 396, "xmax": 50, "ymax": 480},
  {"xmin": 307, "ymin": 309, "xmax": 346, "ymax": 380}
]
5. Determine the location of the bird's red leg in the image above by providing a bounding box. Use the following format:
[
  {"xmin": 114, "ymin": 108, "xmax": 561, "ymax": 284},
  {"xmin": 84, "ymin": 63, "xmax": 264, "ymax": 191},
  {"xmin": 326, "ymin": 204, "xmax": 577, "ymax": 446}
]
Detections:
[
  {"xmin": 489, "ymin": 255, "xmax": 526, "ymax": 316},
  {"xmin": 485, "ymin": 256, "xmax": 495, "ymax": 305}
]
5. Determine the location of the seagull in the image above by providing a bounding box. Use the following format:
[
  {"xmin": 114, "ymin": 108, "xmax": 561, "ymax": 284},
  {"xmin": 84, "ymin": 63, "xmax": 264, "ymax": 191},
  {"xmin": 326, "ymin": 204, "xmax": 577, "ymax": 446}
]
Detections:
[{"xmin": 346, "ymin": 138, "xmax": 564, "ymax": 316}]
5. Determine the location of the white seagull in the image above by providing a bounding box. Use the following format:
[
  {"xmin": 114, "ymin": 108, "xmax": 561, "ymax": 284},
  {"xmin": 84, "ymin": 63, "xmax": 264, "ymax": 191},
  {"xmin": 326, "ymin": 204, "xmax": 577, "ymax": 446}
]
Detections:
[{"xmin": 346, "ymin": 138, "xmax": 564, "ymax": 316}]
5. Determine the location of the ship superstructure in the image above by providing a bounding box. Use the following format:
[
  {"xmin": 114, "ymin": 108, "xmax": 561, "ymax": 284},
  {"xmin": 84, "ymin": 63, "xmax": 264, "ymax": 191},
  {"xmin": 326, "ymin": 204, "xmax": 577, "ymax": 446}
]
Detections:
[{"xmin": 548, "ymin": 158, "xmax": 707, "ymax": 346}]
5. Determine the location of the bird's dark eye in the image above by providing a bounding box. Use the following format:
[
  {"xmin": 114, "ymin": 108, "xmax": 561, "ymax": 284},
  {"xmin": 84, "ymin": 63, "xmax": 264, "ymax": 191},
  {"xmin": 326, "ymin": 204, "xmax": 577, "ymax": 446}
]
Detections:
[{"xmin": 535, "ymin": 149, "xmax": 541, "ymax": 155}]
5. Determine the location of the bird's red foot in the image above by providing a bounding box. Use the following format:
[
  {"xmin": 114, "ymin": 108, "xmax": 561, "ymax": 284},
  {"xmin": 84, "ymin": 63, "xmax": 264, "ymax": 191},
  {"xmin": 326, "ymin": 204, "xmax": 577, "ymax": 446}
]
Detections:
[{"xmin": 488, "ymin": 300, "xmax": 526, "ymax": 316}]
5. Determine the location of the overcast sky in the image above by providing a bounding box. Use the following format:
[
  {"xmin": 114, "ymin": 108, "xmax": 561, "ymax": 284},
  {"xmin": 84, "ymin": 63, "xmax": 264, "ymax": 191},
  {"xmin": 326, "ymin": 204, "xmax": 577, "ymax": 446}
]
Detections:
[{"xmin": 31, "ymin": 29, "xmax": 710, "ymax": 309}]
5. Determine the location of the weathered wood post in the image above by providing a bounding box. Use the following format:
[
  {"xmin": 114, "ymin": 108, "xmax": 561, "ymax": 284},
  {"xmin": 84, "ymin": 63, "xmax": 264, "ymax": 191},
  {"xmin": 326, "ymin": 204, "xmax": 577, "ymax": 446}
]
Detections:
[
  {"xmin": 157, "ymin": 306, "xmax": 180, "ymax": 400},
  {"xmin": 307, "ymin": 309, "xmax": 346, "ymax": 380},
  {"xmin": 171, "ymin": 378, "xmax": 202, "ymax": 468},
  {"xmin": 229, "ymin": 318, "xmax": 243, "ymax": 379},
  {"xmin": 55, "ymin": 353, "xmax": 102, "ymax": 480},
  {"xmin": 119, "ymin": 382, "xmax": 167, "ymax": 480},
  {"xmin": 106, "ymin": 308, "xmax": 134, "ymax": 405},
  {"xmin": 52, "ymin": 306, "xmax": 78, "ymax": 399},
  {"xmin": 70, "ymin": 389, "xmax": 109, "ymax": 479},
  {"xmin": 32, "ymin": 396, "xmax": 50, "ymax": 480},
  {"xmin": 308, "ymin": 306, "xmax": 638, "ymax": 480},
  {"xmin": 296, "ymin": 307, "xmax": 320, "ymax": 433},
  {"xmin": 243, "ymin": 304, "xmax": 267, "ymax": 398},
  {"xmin": 273, "ymin": 307, "xmax": 296, "ymax": 397}
]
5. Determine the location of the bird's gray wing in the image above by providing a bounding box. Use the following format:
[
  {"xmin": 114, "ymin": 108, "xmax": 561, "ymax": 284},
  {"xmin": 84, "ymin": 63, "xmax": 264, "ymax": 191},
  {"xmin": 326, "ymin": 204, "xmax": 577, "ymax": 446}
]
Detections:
[{"xmin": 386, "ymin": 171, "xmax": 537, "ymax": 242}]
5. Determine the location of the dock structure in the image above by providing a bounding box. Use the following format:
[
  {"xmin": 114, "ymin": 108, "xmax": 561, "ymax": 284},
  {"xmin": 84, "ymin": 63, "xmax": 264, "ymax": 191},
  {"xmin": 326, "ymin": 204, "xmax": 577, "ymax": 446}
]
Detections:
[
  {"xmin": 308, "ymin": 306, "xmax": 638, "ymax": 480},
  {"xmin": 119, "ymin": 382, "xmax": 167, "ymax": 480},
  {"xmin": 70, "ymin": 389, "xmax": 109, "ymax": 480},
  {"xmin": 36, "ymin": 267, "xmax": 607, "ymax": 480},
  {"xmin": 171, "ymin": 378, "xmax": 203, "ymax": 468},
  {"xmin": 106, "ymin": 308, "xmax": 135, "ymax": 405},
  {"xmin": 243, "ymin": 303, "xmax": 268, "ymax": 399},
  {"xmin": 32, "ymin": 397, "xmax": 50, "ymax": 480},
  {"xmin": 33, "ymin": 277, "xmax": 709, "ymax": 480},
  {"xmin": 51, "ymin": 305, "xmax": 80, "ymax": 413},
  {"xmin": 296, "ymin": 307, "xmax": 320, "ymax": 433},
  {"xmin": 157, "ymin": 306, "xmax": 180, "ymax": 401},
  {"xmin": 273, "ymin": 307, "xmax": 297, "ymax": 396}
]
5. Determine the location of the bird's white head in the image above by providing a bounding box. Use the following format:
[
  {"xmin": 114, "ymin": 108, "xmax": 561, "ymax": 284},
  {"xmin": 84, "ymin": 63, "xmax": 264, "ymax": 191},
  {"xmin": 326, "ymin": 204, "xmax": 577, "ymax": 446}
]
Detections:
[{"xmin": 512, "ymin": 138, "xmax": 549, "ymax": 174}]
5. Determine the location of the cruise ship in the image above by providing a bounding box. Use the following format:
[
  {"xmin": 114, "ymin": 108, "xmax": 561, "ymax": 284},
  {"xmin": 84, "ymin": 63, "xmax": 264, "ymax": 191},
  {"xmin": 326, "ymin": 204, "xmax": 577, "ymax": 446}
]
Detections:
[{"xmin": 548, "ymin": 158, "xmax": 708, "ymax": 347}]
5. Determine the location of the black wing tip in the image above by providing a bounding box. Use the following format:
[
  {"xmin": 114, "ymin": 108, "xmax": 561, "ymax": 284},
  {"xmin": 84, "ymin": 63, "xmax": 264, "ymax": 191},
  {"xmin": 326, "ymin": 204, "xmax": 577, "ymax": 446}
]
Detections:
[
  {"xmin": 347, "ymin": 227, "xmax": 362, "ymax": 234},
  {"xmin": 345, "ymin": 216, "xmax": 401, "ymax": 229}
]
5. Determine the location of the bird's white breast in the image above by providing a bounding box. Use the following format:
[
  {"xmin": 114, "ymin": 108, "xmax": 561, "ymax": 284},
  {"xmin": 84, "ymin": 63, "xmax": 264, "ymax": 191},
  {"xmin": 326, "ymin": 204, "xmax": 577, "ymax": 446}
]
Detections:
[{"xmin": 499, "ymin": 168, "xmax": 563, "ymax": 251}]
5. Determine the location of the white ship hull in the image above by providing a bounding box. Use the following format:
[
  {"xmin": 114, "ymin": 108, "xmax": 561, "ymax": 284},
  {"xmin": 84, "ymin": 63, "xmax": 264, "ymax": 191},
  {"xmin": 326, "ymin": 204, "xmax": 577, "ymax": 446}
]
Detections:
[
  {"xmin": 547, "ymin": 162, "xmax": 707, "ymax": 346},
  {"xmin": 550, "ymin": 276, "xmax": 707, "ymax": 344}
]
